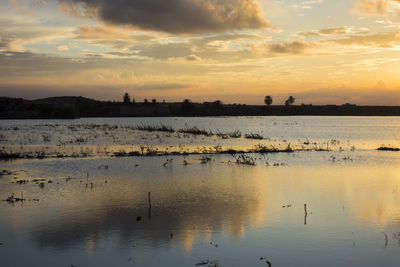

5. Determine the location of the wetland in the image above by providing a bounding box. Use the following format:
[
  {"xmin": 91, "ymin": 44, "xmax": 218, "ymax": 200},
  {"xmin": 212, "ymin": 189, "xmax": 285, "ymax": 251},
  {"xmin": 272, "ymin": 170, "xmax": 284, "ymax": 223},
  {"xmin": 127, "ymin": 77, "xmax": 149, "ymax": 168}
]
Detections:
[{"xmin": 1, "ymin": 116, "xmax": 400, "ymax": 266}]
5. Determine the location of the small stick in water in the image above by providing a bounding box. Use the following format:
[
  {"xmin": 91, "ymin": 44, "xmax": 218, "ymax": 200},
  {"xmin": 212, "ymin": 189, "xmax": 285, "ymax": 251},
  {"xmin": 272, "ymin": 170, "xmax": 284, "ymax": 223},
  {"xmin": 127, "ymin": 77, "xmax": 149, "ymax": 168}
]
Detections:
[
  {"xmin": 383, "ymin": 232, "xmax": 388, "ymax": 248},
  {"xmin": 148, "ymin": 192, "xmax": 152, "ymax": 219},
  {"xmin": 304, "ymin": 204, "xmax": 308, "ymax": 225},
  {"xmin": 148, "ymin": 192, "xmax": 151, "ymax": 207}
]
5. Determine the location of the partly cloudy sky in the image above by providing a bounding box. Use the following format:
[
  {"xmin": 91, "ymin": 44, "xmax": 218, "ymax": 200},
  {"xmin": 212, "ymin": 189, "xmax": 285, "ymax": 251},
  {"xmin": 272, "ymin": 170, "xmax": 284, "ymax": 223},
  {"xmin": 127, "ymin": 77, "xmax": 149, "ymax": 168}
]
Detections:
[{"xmin": 1, "ymin": 0, "xmax": 400, "ymax": 104}]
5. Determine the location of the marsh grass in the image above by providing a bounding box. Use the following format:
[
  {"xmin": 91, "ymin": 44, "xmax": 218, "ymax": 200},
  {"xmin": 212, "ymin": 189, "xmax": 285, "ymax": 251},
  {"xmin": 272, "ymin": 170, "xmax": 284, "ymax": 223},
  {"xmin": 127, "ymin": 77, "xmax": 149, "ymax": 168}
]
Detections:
[
  {"xmin": 216, "ymin": 130, "xmax": 241, "ymax": 139},
  {"xmin": 0, "ymin": 170, "xmax": 13, "ymax": 176},
  {"xmin": 178, "ymin": 126, "xmax": 213, "ymax": 136},
  {"xmin": 200, "ymin": 155, "xmax": 212, "ymax": 164},
  {"xmin": 235, "ymin": 154, "xmax": 256, "ymax": 165},
  {"xmin": 0, "ymin": 141, "xmax": 335, "ymax": 160},
  {"xmin": 245, "ymin": 133, "xmax": 264, "ymax": 140},
  {"xmin": 252, "ymin": 143, "xmax": 293, "ymax": 153},
  {"xmin": 132, "ymin": 124, "xmax": 243, "ymax": 139},
  {"xmin": 0, "ymin": 122, "xmax": 352, "ymax": 160},
  {"xmin": 3, "ymin": 193, "xmax": 25, "ymax": 203},
  {"xmin": 136, "ymin": 124, "xmax": 174, "ymax": 133}
]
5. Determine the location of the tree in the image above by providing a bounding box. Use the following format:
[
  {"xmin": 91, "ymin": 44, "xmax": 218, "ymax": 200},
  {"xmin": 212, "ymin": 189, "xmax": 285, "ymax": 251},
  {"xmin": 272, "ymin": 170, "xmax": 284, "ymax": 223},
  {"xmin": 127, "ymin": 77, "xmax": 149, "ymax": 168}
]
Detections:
[
  {"xmin": 181, "ymin": 99, "xmax": 194, "ymax": 112},
  {"xmin": 264, "ymin": 96, "xmax": 273, "ymax": 106},
  {"xmin": 144, "ymin": 98, "xmax": 149, "ymax": 104},
  {"xmin": 123, "ymin": 93, "xmax": 131, "ymax": 104},
  {"xmin": 151, "ymin": 98, "xmax": 157, "ymax": 104},
  {"xmin": 285, "ymin": 96, "xmax": 295, "ymax": 106},
  {"xmin": 213, "ymin": 100, "xmax": 222, "ymax": 109}
]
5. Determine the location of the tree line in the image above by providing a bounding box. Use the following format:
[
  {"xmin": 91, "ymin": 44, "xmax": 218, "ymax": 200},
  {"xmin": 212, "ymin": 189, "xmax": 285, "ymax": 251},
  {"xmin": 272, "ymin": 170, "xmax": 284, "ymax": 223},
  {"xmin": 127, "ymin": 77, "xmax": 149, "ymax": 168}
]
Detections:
[
  {"xmin": 264, "ymin": 95, "xmax": 295, "ymax": 106},
  {"xmin": 123, "ymin": 92, "xmax": 295, "ymax": 106}
]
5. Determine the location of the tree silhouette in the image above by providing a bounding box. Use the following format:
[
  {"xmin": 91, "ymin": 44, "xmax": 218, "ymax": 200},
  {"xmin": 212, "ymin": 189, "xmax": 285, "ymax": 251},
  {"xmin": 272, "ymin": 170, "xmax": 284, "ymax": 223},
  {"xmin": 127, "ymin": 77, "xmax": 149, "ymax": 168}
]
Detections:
[
  {"xmin": 285, "ymin": 96, "xmax": 295, "ymax": 106},
  {"xmin": 264, "ymin": 96, "xmax": 273, "ymax": 106},
  {"xmin": 151, "ymin": 99, "xmax": 157, "ymax": 104},
  {"xmin": 182, "ymin": 99, "xmax": 194, "ymax": 112},
  {"xmin": 213, "ymin": 100, "xmax": 222, "ymax": 109},
  {"xmin": 123, "ymin": 93, "xmax": 131, "ymax": 104}
]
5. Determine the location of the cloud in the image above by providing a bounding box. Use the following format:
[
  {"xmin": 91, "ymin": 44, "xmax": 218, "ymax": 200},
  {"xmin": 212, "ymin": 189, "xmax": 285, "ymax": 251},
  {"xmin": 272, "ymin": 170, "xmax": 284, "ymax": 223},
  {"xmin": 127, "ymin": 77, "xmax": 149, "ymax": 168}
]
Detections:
[
  {"xmin": 290, "ymin": 0, "xmax": 323, "ymax": 9},
  {"xmin": 264, "ymin": 30, "xmax": 400, "ymax": 57},
  {"xmin": 298, "ymin": 27, "xmax": 351, "ymax": 37},
  {"xmin": 329, "ymin": 31, "xmax": 400, "ymax": 48},
  {"xmin": 292, "ymin": 86, "xmax": 400, "ymax": 105},
  {"xmin": 57, "ymin": 45, "xmax": 69, "ymax": 51},
  {"xmin": 0, "ymin": 82, "xmax": 190, "ymax": 100},
  {"xmin": 185, "ymin": 54, "xmax": 202, "ymax": 61},
  {"xmin": 0, "ymin": 17, "xmax": 74, "ymax": 52},
  {"xmin": 267, "ymin": 40, "xmax": 314, "ymax": 54},
  {"xmin": 136, "ymin": 42, "xmax": 193, "ymax": 60},
  {"xmin": 354, "ymin": 0, "xmax": 389, "ymax": 15},
  {"xmin": 352, "ymin": 0, "xmax": 400, "ymax": 16},
  {"xmin": 168, "ymin": 54, "xmax": 202, "ymax": 62},
  {"xmin": 74, "ymin": 25, "xmax": 132, "ymax": 40},
  {"xmin": 296, "ymin": 29, "xmax": 400, "ymax": 51},
  {"xmin": 59, "ymin": 0, "xmax": 270, "ymax": 34},
  {"xmin": 298, "ymin": 26, "xmax": 371, "ymax": 38},
  {"xmin": 133, "ymin": 83, "xmax": 189, "ymax": 91},
  {"xmin": 73, "ymin": 24, "xmax": 261, "ymax": 61}
]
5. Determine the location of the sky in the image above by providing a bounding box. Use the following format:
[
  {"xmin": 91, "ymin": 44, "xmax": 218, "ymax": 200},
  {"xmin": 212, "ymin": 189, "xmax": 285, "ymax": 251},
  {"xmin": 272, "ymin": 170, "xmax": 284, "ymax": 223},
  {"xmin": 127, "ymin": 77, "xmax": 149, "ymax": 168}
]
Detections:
[{"xmin": 1, "ymin": 0, "xmax": 400, "ymax": 105}]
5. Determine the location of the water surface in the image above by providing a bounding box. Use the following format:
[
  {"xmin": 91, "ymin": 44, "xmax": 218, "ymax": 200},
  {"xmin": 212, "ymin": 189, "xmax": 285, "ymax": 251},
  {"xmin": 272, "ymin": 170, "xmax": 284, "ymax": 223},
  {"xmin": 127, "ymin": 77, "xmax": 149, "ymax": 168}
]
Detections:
[{"xmin": 1, "ymin": 117, "xmax": 400, "ymax": 266}]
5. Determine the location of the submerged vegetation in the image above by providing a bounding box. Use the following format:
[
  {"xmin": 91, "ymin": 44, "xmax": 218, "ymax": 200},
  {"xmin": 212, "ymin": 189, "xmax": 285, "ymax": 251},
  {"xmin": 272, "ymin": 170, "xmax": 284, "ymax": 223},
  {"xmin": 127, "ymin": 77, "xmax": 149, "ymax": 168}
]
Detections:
[
  {"xmin": 178, "ymin": 126, "xmax": 213, "ymax": 136},
  {"xmin": 0, "ymin": 121, "xmax": 358, "ymax": 161},
  {"xmin": 136, "ymin": 124, "xmax": 174, "ymax": 133},
  {"xmin": 251, "ymin": 143, "xmax": 294, "ymax": 153},
  {"xmin": 3, "ymin": 193, "xmax": 25, "ymax": 203},
  {"xmin": 235, "ymin": 154, "xmax": 256, "ymax": 165},
  {"xmin": 0, "ymin": 169, "xmax": 13, "ymax": 176},
  {"xmin": 245, "ymin": 133, "xmax": 264, "ymax": 140},
  {"xmin": 0, "ymin": 142, "xmax": 330, "ymax": 160},
  {"xmin": 1, "ymin": 117, "xmax": 400, "ymax": 267}
]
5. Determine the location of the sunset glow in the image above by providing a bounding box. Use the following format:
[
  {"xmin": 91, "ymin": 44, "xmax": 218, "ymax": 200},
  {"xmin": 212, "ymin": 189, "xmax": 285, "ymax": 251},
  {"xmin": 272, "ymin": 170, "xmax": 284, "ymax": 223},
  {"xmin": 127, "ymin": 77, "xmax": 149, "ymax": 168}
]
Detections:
[{"xmin": 2, "ymin": 0, "xmax": 400, "ymax": 104}]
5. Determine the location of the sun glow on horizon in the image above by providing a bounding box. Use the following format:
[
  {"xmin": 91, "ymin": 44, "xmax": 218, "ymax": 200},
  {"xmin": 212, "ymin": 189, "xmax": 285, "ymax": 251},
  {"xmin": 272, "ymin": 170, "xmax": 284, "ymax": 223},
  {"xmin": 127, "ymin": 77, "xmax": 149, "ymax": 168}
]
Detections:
[{"xmin": 1, "ymin": 0, "xmax": 400, "ymax": 105}]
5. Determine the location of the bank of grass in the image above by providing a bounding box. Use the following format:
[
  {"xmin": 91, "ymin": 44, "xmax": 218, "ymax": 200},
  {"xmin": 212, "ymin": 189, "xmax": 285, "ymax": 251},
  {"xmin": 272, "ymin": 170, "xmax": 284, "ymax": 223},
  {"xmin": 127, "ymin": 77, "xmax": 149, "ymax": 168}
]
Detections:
[
  {"xmin": 377, "ymin": 146, "xmax": 400, "ymax": 151},
  {"xmin": 0, "ymin": 142, "xmax": 331, "ymax": 160}
]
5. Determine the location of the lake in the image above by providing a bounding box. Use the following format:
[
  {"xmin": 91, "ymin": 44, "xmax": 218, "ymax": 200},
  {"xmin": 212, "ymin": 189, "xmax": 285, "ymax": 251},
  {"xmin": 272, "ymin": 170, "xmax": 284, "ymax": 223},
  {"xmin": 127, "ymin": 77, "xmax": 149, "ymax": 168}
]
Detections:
[{"xmin": 1, "ymin": 117, "xmax": 400, "ymax": 266}]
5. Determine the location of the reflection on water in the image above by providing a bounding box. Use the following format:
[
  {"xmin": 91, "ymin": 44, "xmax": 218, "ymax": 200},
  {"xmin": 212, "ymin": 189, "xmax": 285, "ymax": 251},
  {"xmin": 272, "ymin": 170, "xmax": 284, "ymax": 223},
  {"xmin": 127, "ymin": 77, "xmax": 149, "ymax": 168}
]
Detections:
[
  {"xmin": 1, "ymin": 117, "xmax": 400, "ymax": 266},
  {"xmin": 1, "ymin": 153, "xmax": 400, "ymax": 266},
  {"xmin": 30, "ymin": 165, "xmax": 265, "ymax": 252}
]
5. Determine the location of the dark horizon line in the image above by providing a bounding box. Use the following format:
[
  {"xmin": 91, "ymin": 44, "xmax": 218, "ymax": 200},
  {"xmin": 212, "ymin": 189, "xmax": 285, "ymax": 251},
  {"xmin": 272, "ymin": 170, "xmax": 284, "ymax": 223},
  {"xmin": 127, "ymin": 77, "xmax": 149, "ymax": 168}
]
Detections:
[
  {"xmin": 3, "ymin": 95, "xmax": 400, "ymax": 119},
  {"xmin": 1, "ymin": 95, "xmax": 400, "ymax": 107}
]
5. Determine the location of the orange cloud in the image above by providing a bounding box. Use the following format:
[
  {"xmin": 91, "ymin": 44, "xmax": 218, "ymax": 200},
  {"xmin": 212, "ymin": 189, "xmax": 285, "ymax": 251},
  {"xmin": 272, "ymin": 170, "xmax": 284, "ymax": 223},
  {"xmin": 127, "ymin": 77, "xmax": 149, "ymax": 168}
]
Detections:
[{"xmin": 352, "ymin": 0, "xmax": 400, "ymax": 15}]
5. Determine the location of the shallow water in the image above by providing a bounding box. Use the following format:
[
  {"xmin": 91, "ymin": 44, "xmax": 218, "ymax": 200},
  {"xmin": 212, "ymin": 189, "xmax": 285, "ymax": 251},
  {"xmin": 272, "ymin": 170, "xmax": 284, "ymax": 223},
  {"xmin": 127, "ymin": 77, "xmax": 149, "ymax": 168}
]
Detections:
[
  {"xmin": 1, "ymin": 117, "xmax": 400, "ymax": 266},
  {"xmin": 2, "ymin": 116, "xmax": 400, "ymax": 147}
]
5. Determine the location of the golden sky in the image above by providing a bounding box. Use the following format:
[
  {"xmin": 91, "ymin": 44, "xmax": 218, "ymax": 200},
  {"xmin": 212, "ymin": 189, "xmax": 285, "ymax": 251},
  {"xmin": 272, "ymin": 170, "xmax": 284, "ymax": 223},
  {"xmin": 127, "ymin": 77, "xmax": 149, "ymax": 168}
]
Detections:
[{"xmin": 1, "ymin": 0, "xmax": 400, "ymax": 104}]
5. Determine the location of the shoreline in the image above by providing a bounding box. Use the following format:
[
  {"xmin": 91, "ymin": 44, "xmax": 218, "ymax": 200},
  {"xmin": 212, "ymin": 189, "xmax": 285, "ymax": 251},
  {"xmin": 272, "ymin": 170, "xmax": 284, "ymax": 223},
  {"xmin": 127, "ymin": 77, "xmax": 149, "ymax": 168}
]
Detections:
[{"xmin": 2, "ymin": 96, "xmax": 400, "ymax": 119}]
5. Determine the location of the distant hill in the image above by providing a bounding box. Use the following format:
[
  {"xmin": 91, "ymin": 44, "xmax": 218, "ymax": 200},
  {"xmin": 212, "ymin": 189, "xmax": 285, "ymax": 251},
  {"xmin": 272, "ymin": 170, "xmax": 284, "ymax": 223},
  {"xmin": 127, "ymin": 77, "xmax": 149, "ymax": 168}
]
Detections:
[
  {"xmin": 0, "ymin": 96, "xmax": 101, "ymax": 119},
  {"xmin": 1, "ymin": 96, "xmax": 400, "ymax": 119},
  {"xmin": 31, "ymin": 96, "xmax": 98, "ymax": 105}
]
